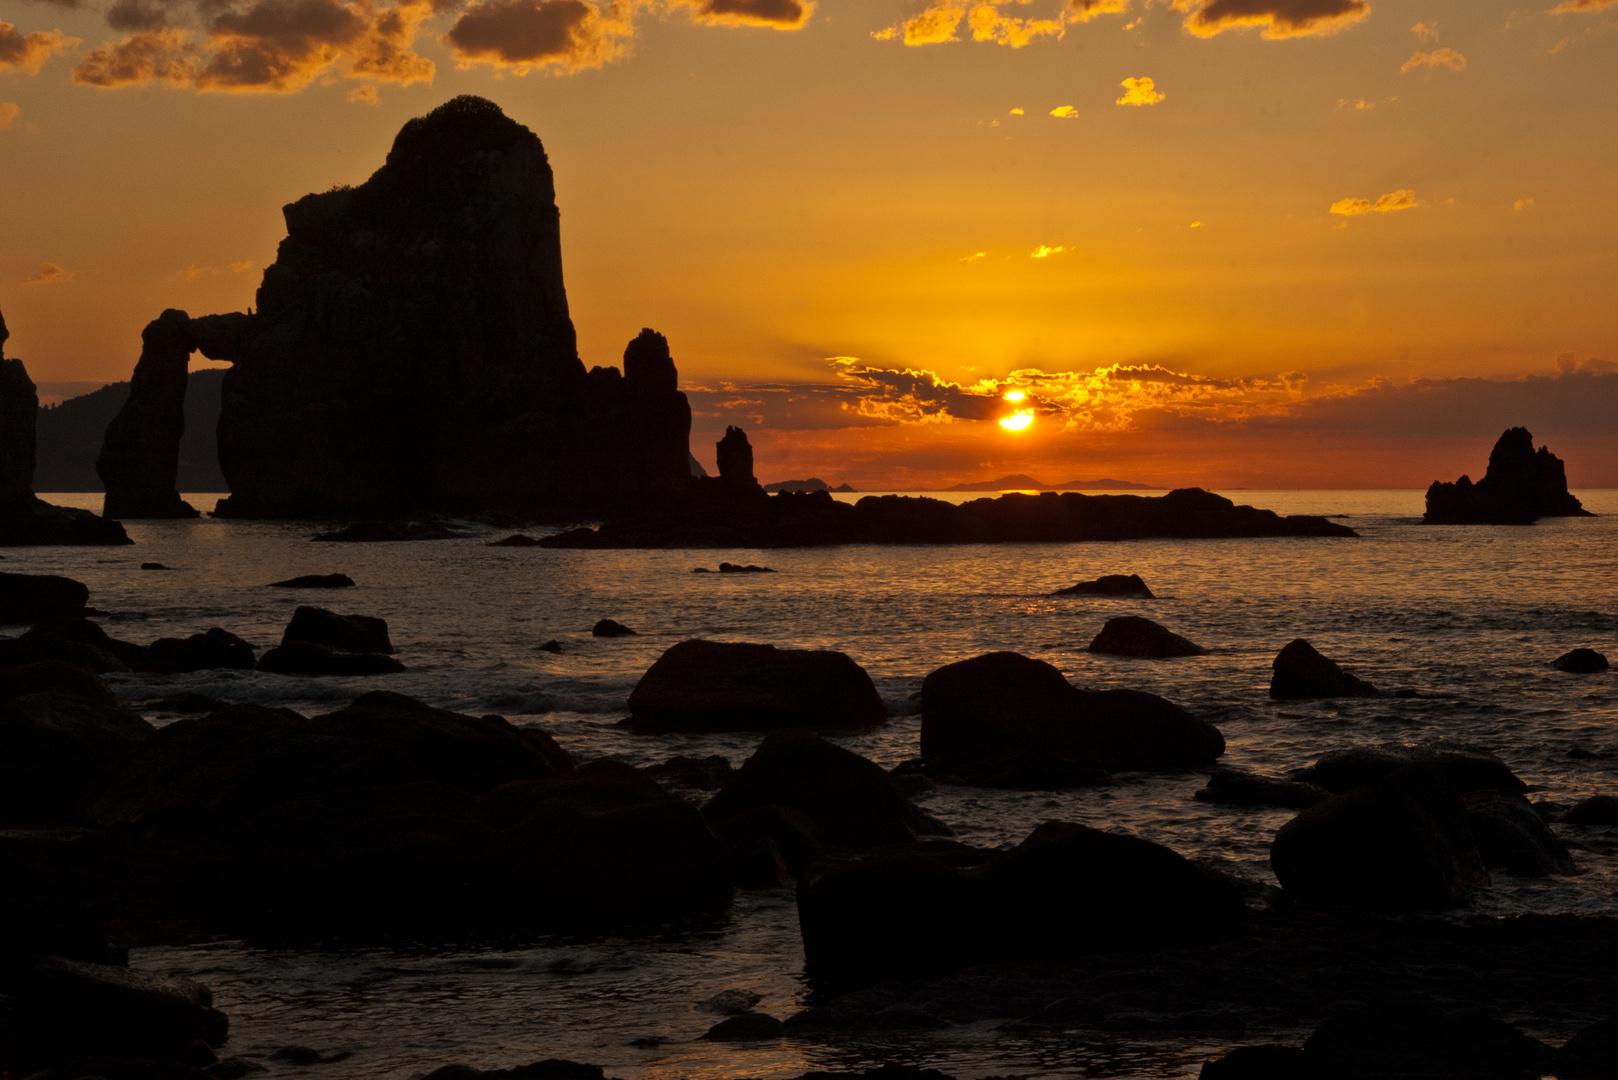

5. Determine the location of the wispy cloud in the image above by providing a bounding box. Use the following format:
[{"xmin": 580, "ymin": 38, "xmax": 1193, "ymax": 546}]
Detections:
[
  {"xmin": 1329, "ymin": 189, "xmax": 1418, "ymax": 216},
  {"xmin": 1115, "ymin": 75, "xmax": 1163, "ymax": 105},
  {"xmin": 0, "ymin": 102, "xmax": 19, "ymax": 130},
  {"xmin": 23, "ymin": 262, "xmax": 74, "ymax": 285},
  {"xmin": 1401, "ymin": 46, "xmax": 1466, "ymax": 72},
  {"xmin": 1550, "ymin": 0, "xmax": 1616, "ymax": 13},
  {"xmin": 1031, "ymin": 244, "xmax": 1068, "ymax": 257},
  {"xmin": 1049, "ymin": 104, "xmax": 1077, "ymax": 117}
]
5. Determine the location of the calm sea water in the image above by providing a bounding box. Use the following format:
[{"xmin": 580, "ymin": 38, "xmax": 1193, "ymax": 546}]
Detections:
[{"xmin": 9, "ymin": 490, "xmax": 1617, "ymax": 1079}]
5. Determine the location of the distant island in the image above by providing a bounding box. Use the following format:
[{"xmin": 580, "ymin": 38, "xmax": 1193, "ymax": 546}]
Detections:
[
  {"xmin": 33, "ymin": 370, "xmax": 227, "ymax": 493},
  {"xmin": 763, "ymin": 478, "xmax": 856, "ymax": 494},
  {"xmin": 945, "ymin": 474, "xmax": 1159, "ymax": 492}
]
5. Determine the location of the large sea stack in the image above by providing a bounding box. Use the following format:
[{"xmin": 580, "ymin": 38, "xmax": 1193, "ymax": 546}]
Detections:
[
  {"xmin": 98, "ymin": 96, "xmax": 690, "ymax": 520},
  {"xmin": 1424, "ymin": 427, "xmax": 1591, "ymax": 525}
]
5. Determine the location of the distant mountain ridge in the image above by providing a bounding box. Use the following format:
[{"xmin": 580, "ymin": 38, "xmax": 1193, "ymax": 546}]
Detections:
[
  {"xmin": 34, "ymin": 368, "xmax": 228, "ymax": 492},
  {"xmin": 945, "ymin": 474, "xmax": 1158, "ymax": 492},
  {"xmin": 763, "ymin": 477, "xmax": 857, "ymax": 493}
]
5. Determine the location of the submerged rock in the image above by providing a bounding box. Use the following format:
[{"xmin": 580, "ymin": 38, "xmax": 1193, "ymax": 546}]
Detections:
[
  {"xmin": 1553, "ymin": 648, "xmax": 1609, "ymax": 673},
  {"xmin": 919, "ymin": 651, "xmax": 1223, "ymax": 780},
  {"xmin": 311, "ymin": 520, "xmax": 466, "ymax": 542},
  {"xmin": 628, "ymin": 640, "xmax": 885, "ymax": 733},
  {"xmin": 1269, "ymin": 639, "xmax": 1382, "ymax": 699},
  {"xmin": 1087, "ymin": 615, "xmax": 1206, "ymax": 658},
  {"xmin": 1054, "ymin": 573, "xmax": 1154, "ymax": 597},
  {"xmin": 592, "ymin": 618, "xmax": 637, "ymax": 637},
  {"xmin": 701, "ymin": 1011, "xmax": 784, "ymax": 1041},
  {"xmin": 1270, "ymin": 764, "xmax": 1491, "ymax": 910},
  {"xmin": 267, "ymin": 573, "xmax": 355, "ymax": 588},
  {"xmin": 1195, "ymin": 768, "xmax": 1330, "ymax": 810},
  {"xmin": 1424, "ymin": 426, "xmax": 1591, "ymax": 525},
  {"xmin": 281, "ymin": 605, "xmax": 393, "ymax": 654}
]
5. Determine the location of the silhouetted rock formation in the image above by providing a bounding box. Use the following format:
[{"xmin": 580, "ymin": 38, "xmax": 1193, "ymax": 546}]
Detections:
[
  {"xmin": 592, "ymin": 618, "xmax": 636, "ymax": 638},
  {"xmin": 1054, "ymin": 573, "xmax": 1153, "ymax": 597},
  {"xmin": 95, "ymin": 309, "xmax": 199, "ymax": 519},
  {"xmin": 627, "ymin": 640, "xmax": 886, "ymax": 733},
  {"xmin": 0, "ymin": 313, "xmax": 132, "ymax": 545},
  {"xmin": 34, "ymin": 369, "xmax": 228, "ymax": 493},
  {"xmin": 918, "ymin": 651, "xmax": 1224, "ymax": 786},
  {"xmin": 1194, "ymin": 767, "xmax": 1329, "ymax": 809},
  {"xmin": 0, "ymin": 574, "xmax": 89, "ymax": 624},
  {"xmin": 257, "ymin": 605, "xmax": 400, "ymax": 675},
  {"xmin": 191, "ymin": 97, "xmax": 692, "ymax": 519},
  {"xmin": 1087, "ymin": 615, "xmax": 1206, "ymax": 658},
  {"xmin": 268, "ymin": 573, "xmax": 356, "ymax": 589},
  {"xmin": 1424, "ymin": 426, "xmax": 1592, "ymax": 524},
  {"xmin": 541, "ymin": 487, "xmax": 1358, "ymax": 549},
  {"xmin": 797, "ymin": 819, "xmax": 1245, "ymax": 989},
  {"xmin": 716, "ymin": 425, "xmax": 759, "ymax": 490},
  {"xmin": 1269, "ymin": 639, "xmax": 1382, "ymax": 699}
]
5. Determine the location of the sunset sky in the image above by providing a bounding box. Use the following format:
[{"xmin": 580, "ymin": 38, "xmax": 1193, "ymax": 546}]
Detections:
[{"xmin": 3, "ymin": 0, "xmax": 1615, "ymax": 488}]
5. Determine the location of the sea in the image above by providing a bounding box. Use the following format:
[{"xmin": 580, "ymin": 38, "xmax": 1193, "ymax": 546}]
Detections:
[{"xmin": 9, "ymin": 489, "xmax": 1618, "ymax": 1079}]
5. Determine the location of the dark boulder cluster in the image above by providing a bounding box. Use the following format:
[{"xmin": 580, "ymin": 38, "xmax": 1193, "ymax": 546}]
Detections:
[
  {"xmin": 258, "ymin": 605, "xmax": 402, "ymax": 675},
  {"xmin": 1424, "ymin": 426, "xmax": 1592, "ymax": 525},
  {"xmin": 1268, "ymin": 746, "xmax": 1574, "ymax": 910},
  {"xmin": 0, "ymin": 308, "xmax": 131, "ymax": 545},
  {"xmin": 1055, "ymin": 572, "xmax": 1154, "ymax": 597},
  {"xmin": 542, "ymin": 481, "xmax": 1358, "ymax": 549}
]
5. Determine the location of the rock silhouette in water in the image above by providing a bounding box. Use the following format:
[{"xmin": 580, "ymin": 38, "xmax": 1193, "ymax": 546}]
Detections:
[
  {"xmin": 192, "ymin": 96, "xmax": 692, "ymax": 518},
  {"xmin": 1424, "ymin": 427, "xmax": 1592, "ymax": 524},
  {"xmin": 0, "ymin": 308, "xmax": 133, "ymax": 545},
  {"xmin": 96, "ymin": 309, "xmax": 199, "ymax": 519}
]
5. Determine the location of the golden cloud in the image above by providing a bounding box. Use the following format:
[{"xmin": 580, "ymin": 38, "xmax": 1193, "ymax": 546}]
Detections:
[
  {"xmin": 1064, "ymin": 0, "xmax": 1130, "ymax": 22},
  {"xmin": 672, "ymin": 0, "xmax": 812, "ymax": 28},
  {"xmin": 0, "ymin": 21, "xmax": 81, "ymax": 74},
  {"xmin": 1550, "ymin": 0, "xmax": 1616, "ymax": 12},
  {"xmin": 1400, "ymin": 46, "xmax": 1465, "ymax": 72},
  {"xmin": 72, "ymin": 29, "xmax": 199, "ymax": 86},
  {"xmin": 1049, "ymin": 104, "xmax": 1076, "ymax": 117},
  {"xmin": 1180, "ymin": 0, "xmax": 1369, "ymax": 40},
  {"xmin": 1409, "ymin": 18, "xmax": 1437, "ymax": 40},
  {"xmin": 348, "ymin": 82, "xmax": 378, "ymax": 101},
  {"xmin": 444, "ymin": 0, "xmax": 631, "ymax": 72},
  {"xmin": 23, "ymin": 263, "xmax": 74, "ymax": 285},
  {"xmin": 0, "ymin": 102, "xmax": 19, "ymax": 130},
  {"xmin": 968, "ymin": 4, "xmax": 1065, "ymax": 46},
  {"xmin": 1329, "ymin": 188, "xmax": 1417, "ymax": 216},
  {"xmin": 881, "ymin": 2, "xmax": 967, "ymax": 44},
  {"xmin": 1115, "ymin": 75, "xmax": 1163, "ymax": 105},
  {"xmin": 1031, "ymin": 244, "xmax": 1068, "ymax": 257}
]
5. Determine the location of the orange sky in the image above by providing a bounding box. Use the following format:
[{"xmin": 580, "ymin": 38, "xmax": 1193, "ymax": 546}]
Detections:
[{"xmin": 3, "ymin": 0, "xmax": 1615, "ymax": 487}]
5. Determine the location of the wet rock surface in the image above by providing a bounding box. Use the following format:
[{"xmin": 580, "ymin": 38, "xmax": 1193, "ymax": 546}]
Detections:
[
  {"xmin": 627, "ymin": 640, "xmax": 886, "ymax": 733},
  {"xmin": 1270, "ymin": 639, "xmax": 1383, "ymax": 699},
  {"xmin": 918, "ymin": 651, "xmax": 1223, "ymax": 782},
  {"xmin": 1087, "ymin": 615, "xmax": 1207, "ymax": 658},
  {"xmin": 1424, "ymin": 426, "xmax": 1592, "ymax": 525}
]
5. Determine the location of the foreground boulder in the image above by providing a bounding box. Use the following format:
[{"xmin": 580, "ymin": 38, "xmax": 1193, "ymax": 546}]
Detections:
[
  {"xmin": 147, "ymin": 628, "xmax": 257, "ymax": 674},
  {"xmin": 1424, "ymin": 426, "xmax": 1591, "ymax": 525},
  {"xmin": 0, "ymin": 618, "xmax": 143, "ymax": 673},
  {"xmin": 258, "ymin": 605, "xmax": 398, "ymax": 674},
  {"xmin": 1553, "ymin": 648, "xmax": 1608, "ymax": 673},
  {"xmin": 1, "ymin": 663, "xmax": 153, "ymax": 825},
  {"xmin": 1270, "ymin": 764, "xmax": 1490, "ymax": 910},
  {"xmin": 86, "ymin": 692, "xmax": 730, "ymax": 939},
  {"xmin": 1054, "ymin": 573, "xmax": 1153, "ymax": 597},
  {"xmin": 703, "ymin": 730, "xmax": 948, "ymax": 880},
  {"xmin": 1302, "ymin": 999, "xmax": 1552, "ymax": 1079},
  {"xmin": 627, "ymin": 640, "xmax": 886, "ymax": 733},
  {"xmin": 798, "ymin": 820, "xmax": 1244, "ymax": 989},
  {"xmin": 918, "ymin": 651, "xmax": 1222, "ymax": 782},
  {"xmin": 11, "ymin": 955, "xmax": 228, "ymax": 1067},
  {"xmin": 1555, "ymin": 1015, "xmax": 1618, "ymax": 1080},
  {"xmin": 1269, "ymin": 639, "xmax": 1382, "ymax": 699},
  {"xmin": 1087, "ymin": 615, "xmax": 1206, "ymax": 658},
  {"xmin": 0, "ymin": 573, "xmax": 89, "ymax": 624},
  {"xmin": 1294, "ymin": 744, "xmax": 1526, "ymax": 796}
]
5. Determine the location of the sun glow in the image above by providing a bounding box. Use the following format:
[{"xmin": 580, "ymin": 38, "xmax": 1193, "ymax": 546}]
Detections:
[
  {"xmin": 1002, "ymin": 389, "xmax": 1026, "ymax": 402},
  {"xmin": 999, "ymin": 409, "xmax": 1034, "ymax": 431}
]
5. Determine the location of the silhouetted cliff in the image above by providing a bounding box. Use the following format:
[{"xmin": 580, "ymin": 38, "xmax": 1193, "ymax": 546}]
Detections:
[
  {"xmin": 201, "ymin": 95, "xmax": 691, "ymax": 518},
  {"xmin": 1424, "ymin": 427, "xmax": 1591, "ymax": 525}
]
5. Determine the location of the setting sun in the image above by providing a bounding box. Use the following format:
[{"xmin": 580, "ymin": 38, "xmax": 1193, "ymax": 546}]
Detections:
[
  {"xmin": 999, "ymin": 409, "xmax": 1034, "ymax": 432},
  {"xmin": 1002, "ymin": 390, "xmax": 1026, "ymax": 402}
]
